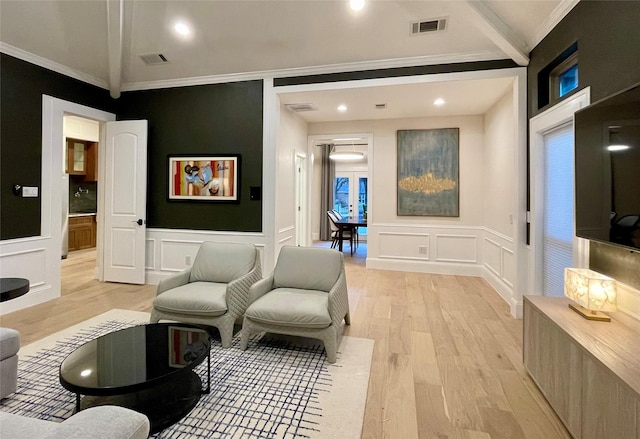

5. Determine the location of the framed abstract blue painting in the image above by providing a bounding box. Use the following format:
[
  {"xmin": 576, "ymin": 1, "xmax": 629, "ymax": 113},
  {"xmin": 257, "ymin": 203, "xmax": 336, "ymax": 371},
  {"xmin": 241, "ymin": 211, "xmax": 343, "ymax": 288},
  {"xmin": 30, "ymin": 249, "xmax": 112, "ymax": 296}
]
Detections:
[{"xmin": 397, "ymin": 128, "xmax": 459, "ymax": 216}]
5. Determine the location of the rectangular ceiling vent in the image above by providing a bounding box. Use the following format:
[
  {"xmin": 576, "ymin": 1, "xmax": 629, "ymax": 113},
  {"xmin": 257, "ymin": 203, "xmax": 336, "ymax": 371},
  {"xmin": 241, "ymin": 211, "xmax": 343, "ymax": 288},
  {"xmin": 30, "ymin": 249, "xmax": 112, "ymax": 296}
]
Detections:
[
  {"xmin": 140, "ymin": 53, "xmax": 169, "ymax": 65},
  {"xmin": 411, "ymin": 17, "xmax": 448, "ymax": 35},
  {"xmin": 284, "ymin": 103, "xmax": 318, "ymax": 112}
]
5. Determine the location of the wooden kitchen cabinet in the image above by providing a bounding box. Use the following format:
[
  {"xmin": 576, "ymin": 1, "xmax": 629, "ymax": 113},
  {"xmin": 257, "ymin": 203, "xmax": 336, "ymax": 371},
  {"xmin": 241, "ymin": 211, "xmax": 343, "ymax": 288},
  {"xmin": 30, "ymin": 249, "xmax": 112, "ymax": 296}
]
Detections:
[
  {"xmin": 68, "ymin": 215, "xmax": 96, "ymax": 251},
  {"xmin": 66, "ymin": 138, "xmax": 98, "ymax": 181}
]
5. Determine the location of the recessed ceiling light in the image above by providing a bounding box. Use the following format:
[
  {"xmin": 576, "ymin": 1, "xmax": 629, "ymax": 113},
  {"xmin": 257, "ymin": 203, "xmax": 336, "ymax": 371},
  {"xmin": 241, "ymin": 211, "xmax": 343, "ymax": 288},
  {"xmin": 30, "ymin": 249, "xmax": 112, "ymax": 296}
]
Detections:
[
  {"xmin": 350, "ymin": 0, "xmax": 365, "ymax": 11},
  {"xmin": 174, "ymin": 22, "xmax": 191, "ymax": 36},
  {"xmin": 338, "ymin": 104, "xmax": 348, "ymax": 112},
  {"xmin": 434, "ymin": 98, "xmax": 445, "ymax": 106}
]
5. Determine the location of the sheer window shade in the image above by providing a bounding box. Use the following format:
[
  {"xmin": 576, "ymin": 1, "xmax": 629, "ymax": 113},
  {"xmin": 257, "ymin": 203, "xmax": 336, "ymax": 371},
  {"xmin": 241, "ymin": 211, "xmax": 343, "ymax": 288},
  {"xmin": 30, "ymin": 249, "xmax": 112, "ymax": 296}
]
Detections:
[{"xmin": 543, "ymin": 123, "xmax": 575, "ymax": 297}]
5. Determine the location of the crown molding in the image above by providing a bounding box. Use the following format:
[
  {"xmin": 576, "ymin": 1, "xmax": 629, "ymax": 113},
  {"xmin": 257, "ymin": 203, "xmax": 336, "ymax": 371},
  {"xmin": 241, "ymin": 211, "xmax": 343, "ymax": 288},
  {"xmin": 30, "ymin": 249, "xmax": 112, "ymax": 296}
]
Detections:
[
  {"xmin": 527, "ymin": 0, "xmax": 580, "ymax": 50},
  {"xmin": 121, "ymin": 50, "xmax": 504, "ymax": 92},
  {"xmin": 0, "ymin": 42, "xmax": 109, "ymax": 90},
  {"xmin": 1, "ymin": 41, "xmax": 505, "ymax": 94}
]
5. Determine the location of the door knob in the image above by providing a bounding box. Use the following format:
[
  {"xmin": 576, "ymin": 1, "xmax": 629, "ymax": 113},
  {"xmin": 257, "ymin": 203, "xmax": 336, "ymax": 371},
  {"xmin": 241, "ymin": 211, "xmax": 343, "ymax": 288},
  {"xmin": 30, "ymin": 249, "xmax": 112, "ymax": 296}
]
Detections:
[{"xmin": 133, "ymin": 219, "xmax": 144, "ymax": 226}]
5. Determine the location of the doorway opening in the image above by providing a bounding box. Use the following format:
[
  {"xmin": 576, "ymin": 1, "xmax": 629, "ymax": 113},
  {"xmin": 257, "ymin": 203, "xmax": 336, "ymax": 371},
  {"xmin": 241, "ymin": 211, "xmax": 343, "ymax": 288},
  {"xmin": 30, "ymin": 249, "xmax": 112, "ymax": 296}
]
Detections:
[
  {"xmin": 334, "ymin": 171, "xmax": 368, "ymax": 240},
  {"xmin": 62, "ymin": 115, "xmax": 100, "ymax": 280}
]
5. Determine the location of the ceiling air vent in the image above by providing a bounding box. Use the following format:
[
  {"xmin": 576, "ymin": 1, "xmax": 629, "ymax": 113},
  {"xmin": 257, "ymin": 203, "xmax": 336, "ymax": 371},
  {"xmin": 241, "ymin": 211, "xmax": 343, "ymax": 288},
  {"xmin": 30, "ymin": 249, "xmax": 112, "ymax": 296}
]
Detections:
[
  {"xmin": 139, "ymin": 53, "xmax": 169, "ymax": 65},
  {"xmin": 284, "ymin": 103, "xmax": 318, "ymax": 112},
  {"xmin": 411, "ymin": 17, "xmax": 448, "ymax": 35},
  {"xmin": 375, "ymin": 103, "xmax": 387, "ymax": 109}
]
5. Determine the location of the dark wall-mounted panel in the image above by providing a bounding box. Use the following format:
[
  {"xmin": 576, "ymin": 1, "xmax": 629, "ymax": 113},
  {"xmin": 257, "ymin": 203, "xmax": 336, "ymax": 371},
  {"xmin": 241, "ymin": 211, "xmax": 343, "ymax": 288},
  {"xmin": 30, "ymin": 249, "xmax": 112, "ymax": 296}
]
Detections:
[
  {"xmin": 0, "ymin": 54, "xmax": 115, "ymax": 240},
  {"xmin": 116, "ymin": 81, "xmax": 263, "ymax": 232}
]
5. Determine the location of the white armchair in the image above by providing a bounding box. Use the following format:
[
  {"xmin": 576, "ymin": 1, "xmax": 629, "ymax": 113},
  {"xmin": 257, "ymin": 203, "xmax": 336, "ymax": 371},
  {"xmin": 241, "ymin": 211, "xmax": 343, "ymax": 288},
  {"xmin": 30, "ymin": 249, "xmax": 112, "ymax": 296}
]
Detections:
[
  {"xmin": 150, "ymin": 242, "xmax": 262, "ymax": 348},
  {"xmin": 240, "ymin": 246, "xmax": 350, "ymax": 363},
  {"xmin": 0, "ymin": 327, "xmax": 20, "ymax": 399},
  {"xmin": 0, "ymin": 406, "xmax": 149, "ymax": 439}
]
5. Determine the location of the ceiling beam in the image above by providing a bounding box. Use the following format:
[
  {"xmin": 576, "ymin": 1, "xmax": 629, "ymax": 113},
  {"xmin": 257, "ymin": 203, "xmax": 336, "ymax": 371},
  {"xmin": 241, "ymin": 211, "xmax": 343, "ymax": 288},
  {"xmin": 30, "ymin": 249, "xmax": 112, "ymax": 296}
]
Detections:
[
  {"xmin": 463, "ymin": 0, "xmax": 529, "ymax": 66},
  {"xmin": 106, "ymin": 0, "xmax": 123, "ymax": 99}
]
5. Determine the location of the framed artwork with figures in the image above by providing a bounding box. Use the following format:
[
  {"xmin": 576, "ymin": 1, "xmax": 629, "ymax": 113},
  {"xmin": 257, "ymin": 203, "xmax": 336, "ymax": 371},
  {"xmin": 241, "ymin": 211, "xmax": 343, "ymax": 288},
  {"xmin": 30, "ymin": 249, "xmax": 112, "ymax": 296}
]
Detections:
[{"xmin": 168, "ymin": 155, "xmax": 239, "ymax": 201}]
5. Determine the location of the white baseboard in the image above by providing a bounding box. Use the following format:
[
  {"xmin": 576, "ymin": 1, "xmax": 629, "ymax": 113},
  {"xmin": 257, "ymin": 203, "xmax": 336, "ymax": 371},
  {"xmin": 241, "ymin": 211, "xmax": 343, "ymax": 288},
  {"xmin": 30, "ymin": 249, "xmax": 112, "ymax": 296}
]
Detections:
[
  {"xmin": 0, "ymin": 285, "xmax": 56, "ymax": 316},
  {"xmin": 511, "ymin": 299, "xmax": 524, "ymax": 319},
  {"xmin": 146, "ymin": 270, "xmax": 177, "ymax": 286},
  {"xmin": 482, "ymin": 266, "xmax": 518, "ymax": 316},
  {"xmin": 366, "ymin": 257, "xmax": 484, "ymax": 276}
]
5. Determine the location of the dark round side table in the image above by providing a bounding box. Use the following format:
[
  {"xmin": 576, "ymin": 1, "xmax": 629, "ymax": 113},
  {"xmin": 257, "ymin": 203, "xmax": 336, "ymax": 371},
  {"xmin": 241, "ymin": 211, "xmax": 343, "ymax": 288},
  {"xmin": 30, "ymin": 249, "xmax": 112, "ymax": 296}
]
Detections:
[{"xmin": 0, "ymin": 278, "xmax": 29, "ymax": 302}]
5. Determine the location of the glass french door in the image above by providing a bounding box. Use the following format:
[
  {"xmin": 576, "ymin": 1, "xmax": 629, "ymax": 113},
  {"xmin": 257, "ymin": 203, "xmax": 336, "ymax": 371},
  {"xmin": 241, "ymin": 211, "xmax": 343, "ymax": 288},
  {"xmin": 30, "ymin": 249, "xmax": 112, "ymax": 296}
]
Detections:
[{"xmin": 334, "ymin": 172, "xmax": 368, "ymax": 238}]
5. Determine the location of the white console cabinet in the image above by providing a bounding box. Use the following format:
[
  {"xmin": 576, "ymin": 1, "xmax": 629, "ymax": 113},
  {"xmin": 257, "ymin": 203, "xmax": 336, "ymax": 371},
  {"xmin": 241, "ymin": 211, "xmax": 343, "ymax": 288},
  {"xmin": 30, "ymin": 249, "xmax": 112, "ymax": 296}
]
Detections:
[{"xmin": 523, "ymin": 295, "xmax": 640, "ymax": 439}]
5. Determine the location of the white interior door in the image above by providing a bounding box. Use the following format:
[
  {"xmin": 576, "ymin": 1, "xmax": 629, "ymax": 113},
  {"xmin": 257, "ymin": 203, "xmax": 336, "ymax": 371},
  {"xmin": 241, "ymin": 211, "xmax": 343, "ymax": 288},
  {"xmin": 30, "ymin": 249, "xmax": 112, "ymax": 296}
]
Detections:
[{"xmin": 103, "ymin": 120, "xmax": 148, "ymax": 284}]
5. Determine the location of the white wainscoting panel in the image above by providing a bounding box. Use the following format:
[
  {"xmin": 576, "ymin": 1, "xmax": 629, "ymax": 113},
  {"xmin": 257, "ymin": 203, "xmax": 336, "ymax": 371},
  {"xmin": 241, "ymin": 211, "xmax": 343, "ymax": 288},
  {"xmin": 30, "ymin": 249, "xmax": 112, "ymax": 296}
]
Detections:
[
  {"xmin": 378, "ymin": 232, "xmax": 430, "ymax": 261},
  {"xmin": 435, "ymin": 234, "xmax": 477, "ymax": 263},
  {"xmin": 161, "ymin": 239, "xmax": 207, "ymax": 273},
  {"xmin": 367, "ymin": 225, "xmax": 483, "ymax": 276},
  {"xmin": 483, "ymin": 238, "xmax": 502, "ymax": 277},
  {"xmin": 501, "ymin": 247, "xmax": 515, "ymax": 288},
  {"xmin": 145, "ymin": 239, "xmax": 155, "ymax": 270},
  {"xmin": 145, "ymin": 228, "xmax": 268, "ymax": 285},
  {"xmin": 0, "ymin": 238, "xmax": 58, "ymax": 316},
  {"xmin": 276, "ymin": 225, "xmax": 295, "ymax": 258},
  {"xmin": 0, "ymin": 247, "xmax": 47, "ymax": 288},
  {"xmin": 481, "ymin": 228, "xmax": 516, "ymax": 313}
]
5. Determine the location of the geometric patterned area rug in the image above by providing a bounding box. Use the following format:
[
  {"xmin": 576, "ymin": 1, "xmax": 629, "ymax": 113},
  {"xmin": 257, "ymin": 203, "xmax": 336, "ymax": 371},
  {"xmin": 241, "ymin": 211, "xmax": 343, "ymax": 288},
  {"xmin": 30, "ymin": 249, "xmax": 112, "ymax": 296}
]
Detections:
[{"xmin": 0, "ymin": 309, "xmax": 373, "ymax": 439}]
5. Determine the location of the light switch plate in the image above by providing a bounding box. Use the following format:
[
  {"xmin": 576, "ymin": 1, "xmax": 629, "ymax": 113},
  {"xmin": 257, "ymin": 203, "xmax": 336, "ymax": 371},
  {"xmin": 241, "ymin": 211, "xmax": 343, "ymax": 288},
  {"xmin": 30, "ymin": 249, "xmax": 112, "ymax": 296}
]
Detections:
[{"xmin": 22, "ymin": 186, "xmax": 38, "ymax": 197}]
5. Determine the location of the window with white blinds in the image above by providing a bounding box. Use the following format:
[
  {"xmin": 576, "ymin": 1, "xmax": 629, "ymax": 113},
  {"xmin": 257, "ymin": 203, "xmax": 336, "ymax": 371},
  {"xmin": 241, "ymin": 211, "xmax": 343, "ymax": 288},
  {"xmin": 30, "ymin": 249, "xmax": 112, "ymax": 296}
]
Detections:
[{"xmin": 543, "ymin": 123, "xmax": 575, "ymax": 297}]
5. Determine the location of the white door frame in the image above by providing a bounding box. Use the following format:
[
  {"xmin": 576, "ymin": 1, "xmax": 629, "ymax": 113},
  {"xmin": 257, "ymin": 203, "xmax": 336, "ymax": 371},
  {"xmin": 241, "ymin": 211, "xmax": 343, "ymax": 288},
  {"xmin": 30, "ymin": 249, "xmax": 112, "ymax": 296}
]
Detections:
[
  {"xmin": 295, "ymin": 153, "xmax": 307, "ymax": 246},
  {"xmin": 529, "ymin": 87, "xmax": 591, "ymax": 295},
  {"xmin": 42, "ymin": 95, "xmax": 116, "ymax": 288}
]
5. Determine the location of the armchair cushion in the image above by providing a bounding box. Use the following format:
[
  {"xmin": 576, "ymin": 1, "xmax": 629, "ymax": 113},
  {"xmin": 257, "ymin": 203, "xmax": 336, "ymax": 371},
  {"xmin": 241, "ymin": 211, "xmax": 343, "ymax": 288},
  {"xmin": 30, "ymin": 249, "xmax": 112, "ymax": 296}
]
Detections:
[
  {"xmin": 245, "ymin": 288, "xmax": 331, "ymax": 329},
  {"xmin": 0, "ymin": 328, "xmax": 20, "ymax": 361},
  {"xmin": 153, "ymin": 282, "xmax": 227, "ymax": 317},
  {"xmin": 273, "ymin": 247, "xmax": 342, "ymax": 292},
  {"xmin": 190, "ymin": 242, "xmax": 257, "ymax": 284},
  {"xmin": 0, "ymin": 405, "xmax": 150, "ymax": 439}
]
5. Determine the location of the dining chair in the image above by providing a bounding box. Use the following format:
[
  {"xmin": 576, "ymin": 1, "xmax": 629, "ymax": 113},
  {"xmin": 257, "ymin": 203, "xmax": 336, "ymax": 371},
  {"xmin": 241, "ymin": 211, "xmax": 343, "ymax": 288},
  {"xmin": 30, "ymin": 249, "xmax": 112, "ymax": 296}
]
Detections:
[{"xmin": 327, "ymin": 211, "xmax": 354, "ymax": 254}]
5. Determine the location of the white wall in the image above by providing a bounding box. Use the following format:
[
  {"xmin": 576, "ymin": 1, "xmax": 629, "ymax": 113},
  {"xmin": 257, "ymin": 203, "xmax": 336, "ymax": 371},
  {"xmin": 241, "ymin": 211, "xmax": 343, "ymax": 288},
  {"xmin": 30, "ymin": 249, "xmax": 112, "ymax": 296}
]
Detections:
[
  {"xmin": 483, "ymin": 91, "xmax": 515, "ymax": 238},
  {"xmin": 307, "ymin": 85, "xmax": 526, "ymax": 315},
  {"xmin": 310, "ymin": 115, "xmax": 486, "ymax": 274},
  {"xmin": 275, "ymin": 103, "xmax": 308, "ymax": 253},
  {"xmin": 481, "ymin": 88, "xmax": 519, "ymax": 306}
]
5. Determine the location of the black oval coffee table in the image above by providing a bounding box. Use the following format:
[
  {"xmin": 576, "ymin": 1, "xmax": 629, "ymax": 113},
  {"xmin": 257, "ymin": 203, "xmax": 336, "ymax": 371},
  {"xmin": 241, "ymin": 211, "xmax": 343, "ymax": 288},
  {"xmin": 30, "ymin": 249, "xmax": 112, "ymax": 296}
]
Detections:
[
  {"xmin": 59, "ymin": 323, "xmax": 211, "ymax": 434},
  {"xmin": 0, "ymin": 277, "xmax": 29, "ymax": 302}
]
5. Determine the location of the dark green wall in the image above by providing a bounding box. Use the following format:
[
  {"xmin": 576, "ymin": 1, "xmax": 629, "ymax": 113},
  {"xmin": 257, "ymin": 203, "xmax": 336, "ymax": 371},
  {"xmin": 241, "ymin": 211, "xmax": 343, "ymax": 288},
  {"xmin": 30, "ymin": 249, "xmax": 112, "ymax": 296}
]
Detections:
[
  {"xmin": 0, "ymin": 53, "xmax": 264, "ymax": 240},
  {"xmin": 528, "ymin": 1, "xmax": 640, "ymax": 118},
  {"xmin": 116, "ymin": 81, "xmax": 263, "ymax": 232},
  {"xmin": 0, "ymin": 54, "xmax": 115, "ymax": 240}
]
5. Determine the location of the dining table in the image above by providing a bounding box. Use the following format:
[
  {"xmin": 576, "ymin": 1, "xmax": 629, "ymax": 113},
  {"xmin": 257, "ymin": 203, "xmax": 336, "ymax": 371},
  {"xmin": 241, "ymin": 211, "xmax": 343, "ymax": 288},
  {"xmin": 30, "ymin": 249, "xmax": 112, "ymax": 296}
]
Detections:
[{"xmin": 334, "ymin": 216, "xmax": 367, "ymax": 254}]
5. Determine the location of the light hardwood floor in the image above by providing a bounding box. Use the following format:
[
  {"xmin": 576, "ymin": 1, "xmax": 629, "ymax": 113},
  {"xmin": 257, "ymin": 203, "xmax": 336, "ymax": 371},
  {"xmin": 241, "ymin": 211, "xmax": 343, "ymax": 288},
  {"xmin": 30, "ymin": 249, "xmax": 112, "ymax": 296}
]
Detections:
[{"xmin": 0, "ymin": 245, "xmax": 571, "ymax": 439}]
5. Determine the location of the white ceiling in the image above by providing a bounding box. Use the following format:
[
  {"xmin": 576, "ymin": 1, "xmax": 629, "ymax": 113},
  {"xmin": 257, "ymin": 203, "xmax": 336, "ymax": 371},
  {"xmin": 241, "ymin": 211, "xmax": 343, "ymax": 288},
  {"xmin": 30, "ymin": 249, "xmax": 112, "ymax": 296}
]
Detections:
[
  {"xmin": 0, "ymin": 0, "xmax": 577, "ymax": 121},
  {"xmin": 279, "ymin": 76, "xmax": 515, "ymax": 122}
]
